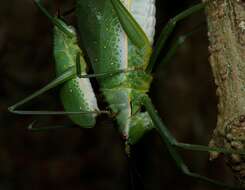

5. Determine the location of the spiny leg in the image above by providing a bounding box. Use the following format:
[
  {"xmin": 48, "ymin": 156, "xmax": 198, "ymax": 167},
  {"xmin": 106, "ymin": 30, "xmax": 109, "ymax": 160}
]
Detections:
[
  {"xmin": 8, "ymin": 66, "xmax": 107, "ymax": 115},
  {"xmin": 147, "ymin": 3, "xmax": 205, "ymax": 72},
  {"xmin": 141, "ymin": 95, "xmax": 244, "ymax": 189}
]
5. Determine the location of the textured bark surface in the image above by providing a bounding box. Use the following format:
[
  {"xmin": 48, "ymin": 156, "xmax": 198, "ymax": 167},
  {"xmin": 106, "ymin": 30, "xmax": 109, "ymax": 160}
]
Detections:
[{"xmin": 203, "ymin": 0, "xmax": 245, "ymax": 185}]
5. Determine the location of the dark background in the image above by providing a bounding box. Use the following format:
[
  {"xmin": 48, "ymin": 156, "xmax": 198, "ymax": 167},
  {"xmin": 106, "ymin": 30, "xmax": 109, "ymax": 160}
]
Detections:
[{"xmin": 0, "ymin": 0, "xmax": 235, "ymax": 190}]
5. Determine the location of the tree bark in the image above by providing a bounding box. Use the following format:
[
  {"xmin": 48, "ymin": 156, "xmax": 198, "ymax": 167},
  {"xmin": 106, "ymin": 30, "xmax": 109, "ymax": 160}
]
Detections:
[{"xmin": 203, "ymin": 0, "xmax": 245, "ymax": 185}]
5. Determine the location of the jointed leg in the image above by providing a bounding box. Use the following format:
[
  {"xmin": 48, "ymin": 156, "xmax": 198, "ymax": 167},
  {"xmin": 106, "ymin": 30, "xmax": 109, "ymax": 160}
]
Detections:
[
  {"xmin": 142, "ymin": 95, "xmax": 245, "ymax": 155},
  {"xmin": 9, "ymin": 54, "xmax": 138, "ymax": 116},
  {"xmin": 142, "ymin": 95, "xmax": 243, "ymax": 189}
]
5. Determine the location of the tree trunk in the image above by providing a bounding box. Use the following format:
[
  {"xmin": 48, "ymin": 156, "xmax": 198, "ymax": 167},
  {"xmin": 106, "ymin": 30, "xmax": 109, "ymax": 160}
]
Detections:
[{"xmin": 203, "ymin": 0, "xmax": 245, "ymax": 185}]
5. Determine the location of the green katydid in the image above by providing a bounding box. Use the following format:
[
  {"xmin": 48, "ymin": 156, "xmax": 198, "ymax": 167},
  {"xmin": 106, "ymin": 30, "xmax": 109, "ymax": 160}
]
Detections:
[{"xmin": 8, "ymin": 0, "xmax": 245, "ymax": 188}]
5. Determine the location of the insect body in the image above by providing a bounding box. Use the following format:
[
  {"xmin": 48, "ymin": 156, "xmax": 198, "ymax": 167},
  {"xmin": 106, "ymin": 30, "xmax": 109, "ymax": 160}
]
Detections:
[{"xmin": 9, "ymin": 0, "xmax": 245, "ymax": 188}]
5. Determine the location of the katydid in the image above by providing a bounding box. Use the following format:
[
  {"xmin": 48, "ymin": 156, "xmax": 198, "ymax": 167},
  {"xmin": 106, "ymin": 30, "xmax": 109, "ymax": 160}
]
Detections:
[{"xmin": 8, "ymin": 0, "xmax": 245, "ymax": 188}]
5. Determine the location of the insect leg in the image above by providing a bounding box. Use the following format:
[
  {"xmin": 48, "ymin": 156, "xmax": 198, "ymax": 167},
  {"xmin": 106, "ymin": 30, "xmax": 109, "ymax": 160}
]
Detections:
[
  {"xmin": 147, "ymin": 3, "xmax": 205, "ymax": 72},
  {"xmin": 8, "ymin": 67, "xmax": 109, "ymax": 116},
  {"xmin": 8, "ymin": 67, "xmax": 109, "ymax": 128},
  {"xmin": 141, "ymin": 95, "xmax": 245, "ymax": 155},
  {"xmin": 8, "ymin": 57, "xmax": 128, "ymax": 116},
  {"xmin": 141, "ymin": 95, "xmax": 243, "ymax": 189}
]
